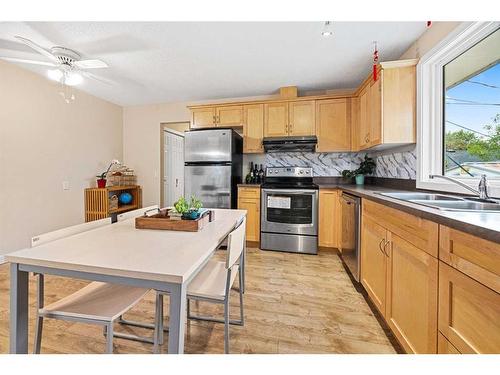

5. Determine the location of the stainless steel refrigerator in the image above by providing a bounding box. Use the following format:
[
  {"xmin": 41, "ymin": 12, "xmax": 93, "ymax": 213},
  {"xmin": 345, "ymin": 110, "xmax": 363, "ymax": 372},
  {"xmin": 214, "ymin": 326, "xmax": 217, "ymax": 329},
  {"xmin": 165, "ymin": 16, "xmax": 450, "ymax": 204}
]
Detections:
[{"xmin": 184, "ymin": 129, "xmax": 243, "ymax": 208}]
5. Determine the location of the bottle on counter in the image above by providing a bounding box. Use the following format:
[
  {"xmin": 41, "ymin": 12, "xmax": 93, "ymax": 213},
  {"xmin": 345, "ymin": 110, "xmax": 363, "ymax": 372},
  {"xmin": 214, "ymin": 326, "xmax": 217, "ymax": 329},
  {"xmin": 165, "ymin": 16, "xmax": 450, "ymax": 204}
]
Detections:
[
  {"xmin": 248, "ymin": 162, "xmax": 254, "ymax": 184},
  {"xmin": 253, "ymin": 163, "xmax": 259, "ymax": 183},
  {"xmin": 259, "ymin": 164, "xmax": 265, "ymax": 183}
]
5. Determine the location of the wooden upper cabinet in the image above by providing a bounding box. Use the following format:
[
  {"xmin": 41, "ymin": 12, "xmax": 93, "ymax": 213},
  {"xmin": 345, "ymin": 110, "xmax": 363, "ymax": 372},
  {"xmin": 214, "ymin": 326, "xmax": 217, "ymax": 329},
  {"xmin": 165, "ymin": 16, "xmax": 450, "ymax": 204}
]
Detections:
[
  {"xmin": 369, "ymin": 78, "xmax": 382, "ymax": 147},
  {"xmin": 243, "ymin": 104, "xmax": 264, "ymax": 153},
  {"xmin": 359, "ymin": 86, "xmax": 370, "ymax": 149},
  {"xmin": 216, "ymin": 105, "xmax": 243, "ymax": 126},
  {"xmin": 350, "ymin": 96, "xmax": 360, "ymax": 152},
  {"xmin": 439, "ymin": 261, "xmax": 500, "ymax": 354},
  {"xmin": 382, "ymin": 64, "xmax": 416, "ymax": 144},
  {"xmin": 191, "ymin": 107, "xmax": 216, "ymax": 128},
  {"xmin": 288, "ymin": 100, "xmax": 315, "ymax": 136},
  {"xmin": 354, "ymin": 59, "xmax": 417, "ymax": 151},
  {"xmin": 385, "ymin": 232, "xmax": 438, "ymax": 353},
  {"xmin": 316, "ymin": 99, "xmax": 350, "ymax": 152},
  {"xmin": 360, "ymin": 215, "xmax": 387, "ymax": 316},
  {"xmin": 264, "ymin": 102, "xmax": 289, "ymax": 137}
]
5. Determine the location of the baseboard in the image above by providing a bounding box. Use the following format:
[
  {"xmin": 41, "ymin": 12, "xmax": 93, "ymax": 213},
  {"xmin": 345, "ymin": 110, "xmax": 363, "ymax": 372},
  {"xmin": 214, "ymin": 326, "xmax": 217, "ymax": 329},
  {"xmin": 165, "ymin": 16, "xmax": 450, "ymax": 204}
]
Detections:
[{"xmin": 0, "ymin": 255, "xmax": 6, "ymax": 265}]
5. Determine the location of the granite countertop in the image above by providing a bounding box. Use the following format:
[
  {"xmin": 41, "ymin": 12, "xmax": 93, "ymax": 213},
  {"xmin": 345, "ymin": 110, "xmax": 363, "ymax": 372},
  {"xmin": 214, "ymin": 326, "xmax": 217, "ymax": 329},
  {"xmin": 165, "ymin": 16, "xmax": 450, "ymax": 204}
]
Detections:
[{"xmin": 317, "ymin": 183, "xmax": 500, "ymax": 244}]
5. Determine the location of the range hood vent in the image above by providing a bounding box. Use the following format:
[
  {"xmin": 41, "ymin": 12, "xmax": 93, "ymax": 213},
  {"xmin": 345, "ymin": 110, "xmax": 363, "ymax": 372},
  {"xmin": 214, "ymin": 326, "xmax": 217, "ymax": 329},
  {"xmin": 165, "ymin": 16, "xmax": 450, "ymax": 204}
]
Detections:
[{"xmin": 263, "ymin": 136, "xmax": 317, "ymax": 153}]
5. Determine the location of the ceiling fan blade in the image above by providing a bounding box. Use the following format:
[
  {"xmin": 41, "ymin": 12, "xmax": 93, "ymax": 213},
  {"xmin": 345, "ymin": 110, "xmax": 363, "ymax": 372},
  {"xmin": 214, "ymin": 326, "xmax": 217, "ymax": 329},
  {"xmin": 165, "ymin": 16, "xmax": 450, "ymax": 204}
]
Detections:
[
  {"xmin": 81, "ymin": 71, "xmax": 113, "ymax": 86},
  {"xmin": 14, "ymin": 36, "xmax": 59, "ymax": 63},
  {"xmin": 73, "ymin": 59, "xmax": 108, "ymax": 69},
  {"xmin": 0, "ymin": 57, "xmax": 57, "ymax": 67}
]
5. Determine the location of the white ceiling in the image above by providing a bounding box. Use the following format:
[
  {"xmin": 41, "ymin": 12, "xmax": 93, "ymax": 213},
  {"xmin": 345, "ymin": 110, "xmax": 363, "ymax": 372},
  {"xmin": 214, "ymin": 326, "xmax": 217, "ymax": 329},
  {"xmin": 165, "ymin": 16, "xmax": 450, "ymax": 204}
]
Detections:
[{"xmin": 0, "ymin": 22, "xmax": 427, "ymax": 106}]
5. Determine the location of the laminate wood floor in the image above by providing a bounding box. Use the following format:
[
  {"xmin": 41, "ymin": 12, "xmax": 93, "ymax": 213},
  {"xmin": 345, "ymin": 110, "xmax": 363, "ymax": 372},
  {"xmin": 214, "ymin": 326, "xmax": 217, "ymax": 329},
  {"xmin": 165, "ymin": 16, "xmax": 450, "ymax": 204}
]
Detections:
[{"xmin": 0, "ymin": 248, "xmax": 398, "ymax": 354}]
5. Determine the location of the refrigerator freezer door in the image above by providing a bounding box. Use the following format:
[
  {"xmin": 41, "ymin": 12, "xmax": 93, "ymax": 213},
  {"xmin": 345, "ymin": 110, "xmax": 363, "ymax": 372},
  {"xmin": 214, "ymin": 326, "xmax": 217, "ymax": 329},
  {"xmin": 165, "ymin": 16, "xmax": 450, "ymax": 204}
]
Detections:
[
  {"xmin": 185, "ymin": 165, "xmax": 232, "ymax": 208},
  {"xmin": 184, "ymin": 129, "xmax": 232, "ymax": 162}
]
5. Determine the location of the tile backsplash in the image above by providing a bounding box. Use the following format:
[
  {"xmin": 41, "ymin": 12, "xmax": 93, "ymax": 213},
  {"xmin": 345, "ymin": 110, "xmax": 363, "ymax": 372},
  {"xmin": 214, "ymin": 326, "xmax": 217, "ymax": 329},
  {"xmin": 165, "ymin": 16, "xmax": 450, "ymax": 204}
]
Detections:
[{"xmin": 243, "ymin": 146, "xmax": 417, "ymax": 179}]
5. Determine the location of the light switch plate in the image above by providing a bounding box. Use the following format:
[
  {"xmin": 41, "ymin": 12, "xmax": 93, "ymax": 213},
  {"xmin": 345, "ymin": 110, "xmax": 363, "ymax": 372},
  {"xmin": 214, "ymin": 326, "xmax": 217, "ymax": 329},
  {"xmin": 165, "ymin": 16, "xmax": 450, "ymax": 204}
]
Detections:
[{"xmin": 62, "ymin": 181, "xmax": 70, "ymax": 190}]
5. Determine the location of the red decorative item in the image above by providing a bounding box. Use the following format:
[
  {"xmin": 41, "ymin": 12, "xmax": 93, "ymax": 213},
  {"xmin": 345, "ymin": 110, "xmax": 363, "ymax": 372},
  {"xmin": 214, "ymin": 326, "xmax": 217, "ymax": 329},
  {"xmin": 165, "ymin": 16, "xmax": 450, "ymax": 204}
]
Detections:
[
  {"xmin": 373, "ymin": 41, "xmax": 379, "ymax": 81},
  {"xmin": 97, "ymin": 178, "xmax": 106, "ymax": 188},
  {"xmin": 427, "ymin": 21, "xmax": 432, "ymax": 28}
]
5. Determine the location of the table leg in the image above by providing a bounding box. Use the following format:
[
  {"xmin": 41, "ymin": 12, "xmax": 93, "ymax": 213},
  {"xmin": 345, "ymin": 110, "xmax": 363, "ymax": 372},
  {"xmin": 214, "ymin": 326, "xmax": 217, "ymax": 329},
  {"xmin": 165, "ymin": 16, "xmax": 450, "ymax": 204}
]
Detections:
[
  {"xmin": 10, "ymin": 263, "xmax": 29, "ymax": 354},
  {"xmin": 168, "ymin": 283, "xmax": 186, "ymax": 354}
]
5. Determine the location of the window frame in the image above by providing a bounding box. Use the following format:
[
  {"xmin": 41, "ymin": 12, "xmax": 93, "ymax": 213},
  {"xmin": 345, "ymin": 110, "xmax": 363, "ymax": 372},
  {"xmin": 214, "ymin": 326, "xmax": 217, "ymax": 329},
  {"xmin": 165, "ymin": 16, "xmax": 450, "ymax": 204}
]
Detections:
[{"xmin": 417, "ymin": 21, "xmax": 500, "ymax": 198}]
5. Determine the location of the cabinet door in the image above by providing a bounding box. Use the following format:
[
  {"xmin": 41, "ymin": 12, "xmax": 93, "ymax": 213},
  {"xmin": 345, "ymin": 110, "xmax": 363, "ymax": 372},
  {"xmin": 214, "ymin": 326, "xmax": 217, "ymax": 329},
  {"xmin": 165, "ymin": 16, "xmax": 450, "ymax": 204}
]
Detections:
[
  {"xmin": 316, "ymin": 99, "xmax": 350, "ymax": 152},
  {"xmin": 350, "ymin": 96, "xmax": 360, "ymax": 152},
  {"xmin": 359, "ymin": 87, "xmax": 370, "ymax": 149},
  {"xmin": 237, "ymin": 198, "xmax": 260, "ymax": 242},
  {"xmin": 438, "ymin": 333, "xmax": 461, "ymax": 354},
  {"xmin": 216, "ymin": 105, "xmax": 243, "ymax": 126},
  {"xmin": 318, "ymin": 189, "xmax": 338, "ymax": 248},
  {"xmin": 439, "ymin": 261, "xmax": 500, "ymax": 354},
  {"xmin": 369, "ymin": 78, "xmax": 382, "ymax": 147},
  {"xmin": 243, "ymin": 104, "xmax": 264, "ymax": 153},
  {"xmin": 264, "ymin": 102, "xmax": 288, "ymax": 137},
  {"xmin": 289, "ymin": 100, "xmax": 315, "ymax": 136},
  {"xmin": 361, "ymin": 215, "xmax": 387, "ymax": 316},
  {"xmin": 191, "ymin": 107, "xmax": 216, "ymax": 128},
  {"xmin": 385, "ymin": 232, "xmax": 438, "ymax": 353}
]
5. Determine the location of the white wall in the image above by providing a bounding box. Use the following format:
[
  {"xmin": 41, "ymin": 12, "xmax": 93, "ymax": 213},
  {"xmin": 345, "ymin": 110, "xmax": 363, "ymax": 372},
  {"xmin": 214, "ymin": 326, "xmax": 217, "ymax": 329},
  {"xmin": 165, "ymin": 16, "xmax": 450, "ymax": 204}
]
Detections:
[{"xmin": 0, "ymin": 60, "xmax": 123, "ymax": 255}]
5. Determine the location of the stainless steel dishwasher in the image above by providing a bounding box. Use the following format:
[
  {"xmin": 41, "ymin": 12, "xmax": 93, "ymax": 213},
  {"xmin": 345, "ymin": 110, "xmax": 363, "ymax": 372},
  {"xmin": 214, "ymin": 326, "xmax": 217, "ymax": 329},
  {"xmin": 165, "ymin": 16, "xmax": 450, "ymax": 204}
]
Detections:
[{"xmin": 340, "ymin": 192, "xmax": 361, "ymax": 282}]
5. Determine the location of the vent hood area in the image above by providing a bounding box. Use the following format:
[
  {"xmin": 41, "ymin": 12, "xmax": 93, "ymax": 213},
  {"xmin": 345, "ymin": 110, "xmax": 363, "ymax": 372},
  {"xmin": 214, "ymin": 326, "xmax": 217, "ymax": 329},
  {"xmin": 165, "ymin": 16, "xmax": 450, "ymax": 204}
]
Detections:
[{"xmin": 263, "ymin": 136, "xmax": 318, "ymax": 153}]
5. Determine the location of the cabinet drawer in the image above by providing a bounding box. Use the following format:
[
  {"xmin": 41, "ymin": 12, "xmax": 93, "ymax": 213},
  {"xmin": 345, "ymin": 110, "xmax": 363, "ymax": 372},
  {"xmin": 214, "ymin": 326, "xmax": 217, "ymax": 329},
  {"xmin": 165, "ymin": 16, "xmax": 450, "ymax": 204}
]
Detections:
[
  {"xmin": 238, "ymin": 187, "xmax": 260, "ymax": 199},
  {"xmin": 439, "ymin": 261, "xmax": 500, "ymax": 354},
  {"xmin": 363, "ymin": 200, "xmax": 438, "ymax": 257},
  {"xmin": 439, "ymin": 225, "xmax": 500, "ymax": 293}
]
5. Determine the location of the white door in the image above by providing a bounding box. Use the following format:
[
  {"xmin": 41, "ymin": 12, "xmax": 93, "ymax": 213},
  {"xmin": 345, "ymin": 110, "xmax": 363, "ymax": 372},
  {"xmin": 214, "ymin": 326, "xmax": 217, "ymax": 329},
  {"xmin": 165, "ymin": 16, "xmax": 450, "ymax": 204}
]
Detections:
[{"xmin": 164, "ymin": 130, "xmax": 184, "ymax": 206}]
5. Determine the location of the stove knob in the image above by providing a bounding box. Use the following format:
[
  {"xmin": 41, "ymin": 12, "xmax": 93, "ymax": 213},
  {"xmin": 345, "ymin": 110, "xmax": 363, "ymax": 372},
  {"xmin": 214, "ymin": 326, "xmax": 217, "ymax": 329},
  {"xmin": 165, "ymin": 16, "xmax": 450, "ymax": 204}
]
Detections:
[{"xmin": 299, "ymin": 170, "xmax": 304, "ymax": 174}]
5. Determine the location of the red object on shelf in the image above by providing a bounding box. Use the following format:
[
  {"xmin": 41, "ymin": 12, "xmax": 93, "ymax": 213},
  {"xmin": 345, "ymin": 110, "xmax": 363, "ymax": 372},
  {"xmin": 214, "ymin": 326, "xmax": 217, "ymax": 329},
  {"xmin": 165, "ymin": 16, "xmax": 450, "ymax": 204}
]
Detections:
[
  {"xmin": 97, "ymin": 178, "xmax": 107, "ymax": 188},
  {"xmin": 373, "ymin": 41, "xmax": 379, "ymax": 81}
]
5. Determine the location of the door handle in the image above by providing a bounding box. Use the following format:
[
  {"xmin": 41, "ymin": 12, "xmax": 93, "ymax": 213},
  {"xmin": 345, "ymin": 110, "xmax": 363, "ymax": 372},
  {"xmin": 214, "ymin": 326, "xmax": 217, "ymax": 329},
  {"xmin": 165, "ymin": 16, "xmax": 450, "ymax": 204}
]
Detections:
[{"xmin": 175, "ymin": 178, "xmax": 178, "ymax": 188}]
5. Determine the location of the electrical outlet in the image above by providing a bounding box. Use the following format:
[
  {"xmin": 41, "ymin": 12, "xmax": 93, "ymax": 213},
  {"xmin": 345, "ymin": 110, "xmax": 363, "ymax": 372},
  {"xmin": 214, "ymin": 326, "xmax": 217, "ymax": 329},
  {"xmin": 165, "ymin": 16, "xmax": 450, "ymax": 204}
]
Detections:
[{"xmin": 62, "ymin": 181, "xmax": 70, "ymax": 191}]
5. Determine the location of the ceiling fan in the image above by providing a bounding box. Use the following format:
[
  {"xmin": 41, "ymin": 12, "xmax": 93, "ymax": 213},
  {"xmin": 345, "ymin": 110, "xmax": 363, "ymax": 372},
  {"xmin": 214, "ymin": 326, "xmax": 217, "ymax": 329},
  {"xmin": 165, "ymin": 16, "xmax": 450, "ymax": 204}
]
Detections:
[{"xmin": 0, "ymin": 36, "xmax": 109, "ymax": 86}]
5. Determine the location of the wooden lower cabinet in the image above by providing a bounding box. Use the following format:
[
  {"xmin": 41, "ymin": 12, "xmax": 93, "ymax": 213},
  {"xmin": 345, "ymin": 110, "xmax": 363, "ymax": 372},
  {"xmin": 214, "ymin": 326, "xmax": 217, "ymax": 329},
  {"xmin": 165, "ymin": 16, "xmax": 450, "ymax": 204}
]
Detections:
[
  {"xmin": 237, "ymin": 186, "xmax": 260, "ymax": 243},
  {"xmin": 361, "ymin": 201, "xmax": 439, "ymax": 353},
  {"xmin": 438, "ymin": 261, "xmax": 500, "ymax": 354},
  {"xmin": 360, "ymin": 215, "xmax": 387, "ymax": 315},
  {"xmin": 385, "ymin": 232, "xmax": 438, "ymax": 353},
  {"xmin": 318, "ymin": 189, "xmax": 340, "ymax": 248}
]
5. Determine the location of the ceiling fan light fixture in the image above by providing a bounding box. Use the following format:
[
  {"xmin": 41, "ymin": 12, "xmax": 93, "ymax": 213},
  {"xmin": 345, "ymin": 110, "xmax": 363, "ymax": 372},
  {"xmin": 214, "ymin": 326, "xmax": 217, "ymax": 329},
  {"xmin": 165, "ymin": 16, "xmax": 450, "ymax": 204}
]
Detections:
[
  {"xmin": 47, "ymin": 69, "xmax": 63, "ymax": 82},
  {"xmin": 64, "ymin": 71, "xmax": 83, "ymax": 86}
]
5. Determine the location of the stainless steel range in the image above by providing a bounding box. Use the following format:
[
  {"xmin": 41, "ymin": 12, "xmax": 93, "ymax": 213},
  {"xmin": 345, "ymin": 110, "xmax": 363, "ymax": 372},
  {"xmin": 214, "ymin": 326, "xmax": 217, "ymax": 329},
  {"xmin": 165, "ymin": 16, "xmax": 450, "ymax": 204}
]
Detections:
[{"xmin": 260, "ymin": 167, "xmax": 318, "ymax": 255}]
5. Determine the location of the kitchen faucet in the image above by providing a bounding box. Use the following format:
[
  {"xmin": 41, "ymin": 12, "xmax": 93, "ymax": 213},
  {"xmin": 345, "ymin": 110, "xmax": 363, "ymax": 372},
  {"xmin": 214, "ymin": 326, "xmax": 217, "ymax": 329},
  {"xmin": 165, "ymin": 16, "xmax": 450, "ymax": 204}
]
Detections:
[{"xmin": 429, "ymin": 174, "xmax": 490, "ymax": 200}]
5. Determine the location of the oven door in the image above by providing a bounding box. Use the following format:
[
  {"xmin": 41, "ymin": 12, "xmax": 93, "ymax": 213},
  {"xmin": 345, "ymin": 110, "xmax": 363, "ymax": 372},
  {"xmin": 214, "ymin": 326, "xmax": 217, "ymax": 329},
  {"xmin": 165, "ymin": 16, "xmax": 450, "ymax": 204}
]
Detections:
[{"xmin": 261, "ymin": 188, "xmax": 318, "ymax": 236}]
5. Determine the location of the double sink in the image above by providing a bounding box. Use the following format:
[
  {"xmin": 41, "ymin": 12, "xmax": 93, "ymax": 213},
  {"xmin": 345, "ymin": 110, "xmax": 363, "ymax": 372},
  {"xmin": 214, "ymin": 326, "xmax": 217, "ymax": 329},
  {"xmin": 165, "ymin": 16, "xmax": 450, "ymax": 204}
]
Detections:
[{"xmin": 379, "ymin": 192, "xmax": 500, "ymax": 213}]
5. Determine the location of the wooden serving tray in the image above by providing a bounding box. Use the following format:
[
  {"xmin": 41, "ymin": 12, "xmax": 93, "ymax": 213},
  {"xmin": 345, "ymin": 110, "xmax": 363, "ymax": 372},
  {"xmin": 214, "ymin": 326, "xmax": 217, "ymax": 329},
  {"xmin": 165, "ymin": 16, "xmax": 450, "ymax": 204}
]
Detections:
[{"xmin": 135, "ymin": 209, "xmax": 213, "ymax": 232}]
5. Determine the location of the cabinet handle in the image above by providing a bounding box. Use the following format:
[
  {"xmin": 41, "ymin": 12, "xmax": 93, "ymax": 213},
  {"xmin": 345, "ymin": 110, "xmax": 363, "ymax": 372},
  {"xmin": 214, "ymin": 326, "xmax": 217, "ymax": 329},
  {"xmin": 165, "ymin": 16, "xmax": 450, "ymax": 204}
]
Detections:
[
  {"xmin": 213, "ymin": 115, "xmax": 216, "ymax": 123},
  {"xmin": 383, "ymin": 240, "xmax": 391, "ymax": 255},
  {"xmin": 378, "ymin": 238, "xmax": 386, "ymax": 254},
  {"xmin": 289, "ymin": 124, "xmax": 292, "ymax": 133}
]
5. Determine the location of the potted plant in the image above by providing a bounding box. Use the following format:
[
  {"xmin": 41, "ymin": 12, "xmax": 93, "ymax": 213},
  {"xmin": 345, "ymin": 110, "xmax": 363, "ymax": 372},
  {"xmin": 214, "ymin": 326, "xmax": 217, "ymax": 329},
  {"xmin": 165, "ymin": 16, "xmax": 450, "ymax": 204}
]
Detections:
[
  {"xmin": 171, "ymin": 196, "xmax": 203, "ymax": 220},
  {"xmin": 96, "ymin": 159, "xmax": 120, "ymax": 188},
  {"xmin": 341, "ymin": 155, "xmax": 376, "ymax": 185}
]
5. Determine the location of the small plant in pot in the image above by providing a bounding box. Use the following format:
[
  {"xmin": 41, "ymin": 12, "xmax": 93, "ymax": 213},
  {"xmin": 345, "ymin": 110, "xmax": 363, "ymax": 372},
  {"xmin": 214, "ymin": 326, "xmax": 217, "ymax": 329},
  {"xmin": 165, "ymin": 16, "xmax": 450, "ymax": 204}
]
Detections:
[
  {"xmin": 96, "ymin": 159, "xmax": 120, "ymax": 188},
  {"xmin": 171, "ymin": 196, "xmax": 203, "ymax": 220},
  {"xmin": 341, "ymin": 155, "xmax": 376, "ymax": 185}
]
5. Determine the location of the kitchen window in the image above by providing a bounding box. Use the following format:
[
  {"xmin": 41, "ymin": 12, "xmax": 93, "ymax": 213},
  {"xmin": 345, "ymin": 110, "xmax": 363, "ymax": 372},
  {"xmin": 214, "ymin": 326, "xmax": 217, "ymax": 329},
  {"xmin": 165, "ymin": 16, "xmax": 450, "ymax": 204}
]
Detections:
[{"xmin": 417, "ymin": 22, "xmax": 500, "ymax": 197}]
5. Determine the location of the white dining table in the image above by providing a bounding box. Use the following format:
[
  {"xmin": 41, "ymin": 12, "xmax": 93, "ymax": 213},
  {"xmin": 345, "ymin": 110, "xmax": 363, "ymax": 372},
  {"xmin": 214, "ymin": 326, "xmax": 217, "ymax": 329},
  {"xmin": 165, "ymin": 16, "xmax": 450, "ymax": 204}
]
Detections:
[{"xmin": 5, "ymin": 208, "xmax": 246, "ymax": 354}]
